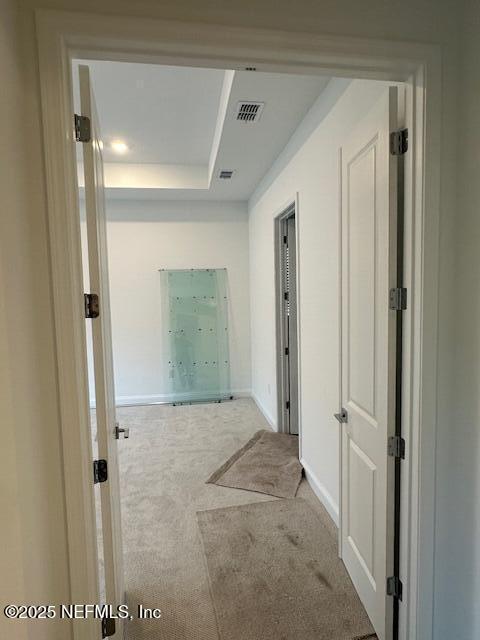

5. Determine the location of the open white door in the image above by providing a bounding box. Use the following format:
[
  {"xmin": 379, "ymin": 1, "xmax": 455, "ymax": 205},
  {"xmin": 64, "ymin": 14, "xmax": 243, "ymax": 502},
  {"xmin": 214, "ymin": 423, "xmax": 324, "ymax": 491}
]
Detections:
[
  {"xmin": 79, "ymin": 65, "xmax": 125, "ymax": 637},
  {"xmin": 339, "ymin": 87, "xmax": 399, "ymax": 640}
]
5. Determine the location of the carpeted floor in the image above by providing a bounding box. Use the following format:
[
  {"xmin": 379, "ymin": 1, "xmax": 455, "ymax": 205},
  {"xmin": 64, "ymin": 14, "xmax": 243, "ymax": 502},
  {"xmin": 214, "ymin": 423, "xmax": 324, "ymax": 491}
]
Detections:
[
  {"xmin": 116, "ymin": 398, "xmax": 371, "ymax": 640},
  {"xmin": 197, "ymin": 498, "xmax": 375, "ymax": 640}
]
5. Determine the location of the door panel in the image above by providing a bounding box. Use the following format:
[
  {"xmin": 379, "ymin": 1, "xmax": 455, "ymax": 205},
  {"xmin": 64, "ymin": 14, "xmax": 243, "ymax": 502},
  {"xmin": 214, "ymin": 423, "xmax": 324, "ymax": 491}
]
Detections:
[
  {"xmin": 79, "ymin": 64, "xmax": 125, "ymax": 633},
  {"xmin": 347, "ymin": 438, "xmax": 376, "ymax": 582},
  {"xmin": 347, "ymin": 142, "xmax": 377, "ymax": 419},
  {"xmin": 340, "ymin": 87, "xmax": 398, "ymax": 640}
]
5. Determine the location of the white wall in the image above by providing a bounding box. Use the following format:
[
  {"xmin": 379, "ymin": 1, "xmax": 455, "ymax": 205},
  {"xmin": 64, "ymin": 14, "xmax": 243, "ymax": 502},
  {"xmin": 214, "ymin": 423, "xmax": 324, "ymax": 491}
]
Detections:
[
  {"xmin": 433, "ymin": 2, "xmax": 480, "ymax": 637},
  {"xmin": 0, "ymin": 1, "xmax": 70, "ymax": 637},
  {"xmin": 249, "ymin": 78, "xmax": 391, "ymax": 523},
  {"xmin": 0, "ymin": 6, "xmax": 29, "ymax": 632},
  {"xmin": 101, "ymin": 200, "xmax": 251, "ymax": 403}
]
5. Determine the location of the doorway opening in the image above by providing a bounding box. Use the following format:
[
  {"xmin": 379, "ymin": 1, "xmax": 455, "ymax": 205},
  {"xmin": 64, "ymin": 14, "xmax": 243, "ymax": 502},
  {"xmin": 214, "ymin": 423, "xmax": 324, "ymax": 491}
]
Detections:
[
  {"xmin": 275, "ymin": 202, "xmax": 299, "ymax": 436},
  {"xmin": 37, "ymin": 12, "xmax": 440, "ymax": 640},
  {"xmin": 74, "ymin": 57, "xmax": 404, "ymax": 640}
]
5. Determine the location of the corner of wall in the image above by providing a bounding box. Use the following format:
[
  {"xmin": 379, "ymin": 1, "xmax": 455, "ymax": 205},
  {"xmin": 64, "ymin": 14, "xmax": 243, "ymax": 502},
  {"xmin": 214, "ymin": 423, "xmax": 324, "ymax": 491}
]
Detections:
[
  {"xmin": 301, "ymin": 457, "xmax": 339, "ymax": 526},
  {"xmin": 251, "ymin": 391, "xmax": 277, "ymax": 431},
  {"xmin": 248, "ymin": 77, "xmax": 352, "ymax": 210}
]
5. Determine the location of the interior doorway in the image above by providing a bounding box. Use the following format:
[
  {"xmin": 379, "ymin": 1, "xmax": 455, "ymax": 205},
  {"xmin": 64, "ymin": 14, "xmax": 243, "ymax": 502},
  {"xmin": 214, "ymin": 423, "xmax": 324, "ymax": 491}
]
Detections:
[
  {"xmin": 36, "ymin": 12, "xmax": 439, "ymax": 640},
  {"xmin": 73, "ymin": 59, "xmax": 405, "ymax": 640},
  {"xmin": 74, "ymin": 62, "xmax": 405, "ymax": 640},
  {"xmin": 275, "ymin": 203, "xmax": 299, "ymax": 436}
]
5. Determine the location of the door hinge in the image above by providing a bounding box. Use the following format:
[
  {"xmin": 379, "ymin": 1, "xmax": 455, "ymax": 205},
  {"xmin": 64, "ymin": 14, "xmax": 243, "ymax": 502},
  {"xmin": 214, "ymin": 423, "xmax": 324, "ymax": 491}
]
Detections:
[
  {"xmin": 74, "ymin": 114, "xmax": 91, "ymax": 143},
  {"xmin": 388, "ymin": 436, "xmax": 406, "ymax": 459},
  {"xmin": 389, "ymin": 287, "xmax": 407, "ymax": 311},
  {"xmin": 93, "ymin": 459, "xmax": 108, "ymax": 484},
  {"xmin": 386, "ymin": 575, "xmax": 403, "ymax": 600},
  {"xmin": 101, "ymin": 617, "xmax": 116, "ymax": 638},
  {"xmin": 283, "ymin": 235, "xmax": 288, "ymax": 244},
  {"xmin": 84, "ymin": 293, "xmax": 100, "ymax": 318},
  {"xmin": 284, "ymin": 291, "xmax": 289, "ymax": 301},
  {"xmin": 390, "ymin": 128, "xmax": 408, "ymax": 156},
  {"xmin": 285, "ymin": 346, "xmax": 289, "ymax": 356},
  {"xmin": 286, "ymin": 400, "xmax": 290, "ymax": 410},
  {"xmin": 334, "ymin": 408, "xmax": 348, "ymax": 424}
]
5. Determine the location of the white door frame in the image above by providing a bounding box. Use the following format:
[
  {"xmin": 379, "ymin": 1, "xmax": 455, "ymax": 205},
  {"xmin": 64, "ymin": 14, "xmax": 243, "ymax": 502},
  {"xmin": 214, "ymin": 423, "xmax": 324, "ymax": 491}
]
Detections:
[
  {"xmin": 274, "ymin": 196, "xmax": 301, "ymax": 437},
  {"xmin": 36, "ymin": 10, "xmax": 441, "ymax": 640}
]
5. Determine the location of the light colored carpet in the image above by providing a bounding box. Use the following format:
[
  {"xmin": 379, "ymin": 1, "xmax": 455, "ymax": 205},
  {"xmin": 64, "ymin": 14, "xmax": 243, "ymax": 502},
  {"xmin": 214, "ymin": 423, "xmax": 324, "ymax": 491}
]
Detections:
[
  {"xmin": 118, "ymin": 399, "xmax": 281, "ymax": 640},
  {"xmin": 197, "ymin": 498, "xmax": 375, "ymax": 640},
  {"xmin": 207, "ymin": 429, "xmax": 303, "ymax": 498},
  {"xmin": 114, "ymin": 398, "xmax": 373, "ymax": 640}
]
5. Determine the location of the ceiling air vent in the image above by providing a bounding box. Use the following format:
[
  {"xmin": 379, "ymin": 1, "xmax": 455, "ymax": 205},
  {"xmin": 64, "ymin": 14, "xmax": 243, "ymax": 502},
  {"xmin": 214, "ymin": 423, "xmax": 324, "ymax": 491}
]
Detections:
[
  {"xmin": 236, "ymin": 101, "xmax": 265, "ymax": 122},
  {"xmin": 219, "ymin": 170, "xmax": 234, "ymax": 179}
]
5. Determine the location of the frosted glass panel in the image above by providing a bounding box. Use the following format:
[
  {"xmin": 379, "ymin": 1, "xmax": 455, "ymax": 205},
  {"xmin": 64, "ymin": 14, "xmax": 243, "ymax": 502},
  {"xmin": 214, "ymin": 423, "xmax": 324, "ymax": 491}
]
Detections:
[{"xmin": 160, "ymin": 269, "xmax": 231, "ymax": 403}]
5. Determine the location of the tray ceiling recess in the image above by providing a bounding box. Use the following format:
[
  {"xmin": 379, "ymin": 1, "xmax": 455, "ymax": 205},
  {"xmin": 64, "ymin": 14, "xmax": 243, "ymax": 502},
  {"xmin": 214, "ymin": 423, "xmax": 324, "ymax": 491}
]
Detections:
[{"xmin": 73, "ymin": 60, "xmax": 331, "ymax": 200}]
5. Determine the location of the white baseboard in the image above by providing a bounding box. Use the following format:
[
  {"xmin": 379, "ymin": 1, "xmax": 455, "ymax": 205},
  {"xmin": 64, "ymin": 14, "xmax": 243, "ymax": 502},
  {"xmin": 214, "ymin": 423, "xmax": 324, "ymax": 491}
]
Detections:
[
  {"xmin": 251, "ymin": 391, "xmax": 277, "ymax": 430},
  {"xmin": 230, "ymin": 389, "xmax": 251, "ymax": 399},
  {"xmin": 301, "ymin": 457, "xmax": 339, "ymax": 527},
  {"xmin": 115, "ymin": 394, "xmax": 171, "ymax": 406},
  {"xmin": 90, "ymin": 389, "xmax": 252, "ymax": 408}
]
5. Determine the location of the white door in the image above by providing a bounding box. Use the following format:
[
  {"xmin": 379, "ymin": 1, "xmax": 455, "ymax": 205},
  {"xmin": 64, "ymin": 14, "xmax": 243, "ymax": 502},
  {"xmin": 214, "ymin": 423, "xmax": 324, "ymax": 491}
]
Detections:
[
  {"xmin": 79, "ymin": 65, "xmax": 125, "ymax": 635},
  {"xmin": 340, "ymin": 87, "xmax": 399, "ymax": 640}
]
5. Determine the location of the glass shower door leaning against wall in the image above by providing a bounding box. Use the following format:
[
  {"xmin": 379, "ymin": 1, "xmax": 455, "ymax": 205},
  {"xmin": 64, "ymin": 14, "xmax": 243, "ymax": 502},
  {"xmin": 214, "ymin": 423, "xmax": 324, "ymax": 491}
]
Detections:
[{"xmin": 160, "ymin": 268, "xmax": 232, "ymax": 404}]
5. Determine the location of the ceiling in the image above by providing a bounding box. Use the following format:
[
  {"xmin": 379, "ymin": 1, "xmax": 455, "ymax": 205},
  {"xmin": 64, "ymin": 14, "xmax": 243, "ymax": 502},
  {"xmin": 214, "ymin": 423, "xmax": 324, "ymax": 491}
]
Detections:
[
  {"xmin": 75, "ymin": 62, "xmax": 225, "ymax": 165},
  {"xmin": 73, "ymin": 60, "xmax": 330, "ymax": 200}
]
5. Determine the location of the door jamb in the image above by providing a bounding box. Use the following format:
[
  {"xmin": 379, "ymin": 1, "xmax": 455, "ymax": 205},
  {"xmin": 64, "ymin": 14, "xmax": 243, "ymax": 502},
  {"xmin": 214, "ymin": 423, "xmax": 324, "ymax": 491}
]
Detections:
[
  {"xmin": 35, "ymin": 10, "xmax": 441, "ymax": 640},
  {"xmin": 274, "ymin": 198, "xmax": 300, "ymax": 437}
]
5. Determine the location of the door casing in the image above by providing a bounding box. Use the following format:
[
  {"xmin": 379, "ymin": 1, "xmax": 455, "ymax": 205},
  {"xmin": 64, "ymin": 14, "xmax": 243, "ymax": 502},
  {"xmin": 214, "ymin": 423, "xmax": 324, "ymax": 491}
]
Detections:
[
  {"xmin": 36, "ymin": 10, "xmax": 442, "ymax": 640},
  {"xmin": 275, "ymin": 199, "xmax": 301, "ymax": 437}
]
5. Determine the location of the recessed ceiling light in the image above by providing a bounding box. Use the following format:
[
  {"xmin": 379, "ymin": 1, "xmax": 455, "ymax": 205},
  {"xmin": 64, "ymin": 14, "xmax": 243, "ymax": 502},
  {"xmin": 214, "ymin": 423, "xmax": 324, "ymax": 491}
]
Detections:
[{"xmin": 111, "ymin": 140, "xmax": 128, "ymax": 154}]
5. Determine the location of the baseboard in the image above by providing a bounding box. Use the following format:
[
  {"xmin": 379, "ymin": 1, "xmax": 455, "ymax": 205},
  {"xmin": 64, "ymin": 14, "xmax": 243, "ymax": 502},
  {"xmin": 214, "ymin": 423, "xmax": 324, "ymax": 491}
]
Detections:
[
  {"xmin": 115, "ymin": 394, "xmax": 171, "ymax": 406},
  {"xmin": 300, "ymin": 457, "xmax": 339, "ymax": 527},
  {"xmin": 90, "ymin": 389, "xmax": 252, "ymax": 408},
  {"xmin": 251, "ymin": 391, "xmax": 277, "ymax": 431},
  {"xmin": 230, "ymin": 389, "xmax": 252, "ymax": 399}
]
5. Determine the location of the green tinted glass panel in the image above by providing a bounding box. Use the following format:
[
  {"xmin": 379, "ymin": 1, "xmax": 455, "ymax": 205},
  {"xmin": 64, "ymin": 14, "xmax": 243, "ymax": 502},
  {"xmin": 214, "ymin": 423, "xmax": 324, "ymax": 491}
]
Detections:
[{"xmin": 160, "ymin": 269, "xmax": 231, "ymax": 403}]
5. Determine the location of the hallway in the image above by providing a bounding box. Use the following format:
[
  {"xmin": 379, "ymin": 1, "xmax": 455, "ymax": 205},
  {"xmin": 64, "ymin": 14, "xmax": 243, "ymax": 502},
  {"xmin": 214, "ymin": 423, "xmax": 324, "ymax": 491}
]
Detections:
[{"xmin": 117, "ymin": 399, "xmax": 336, "ymax": 639}]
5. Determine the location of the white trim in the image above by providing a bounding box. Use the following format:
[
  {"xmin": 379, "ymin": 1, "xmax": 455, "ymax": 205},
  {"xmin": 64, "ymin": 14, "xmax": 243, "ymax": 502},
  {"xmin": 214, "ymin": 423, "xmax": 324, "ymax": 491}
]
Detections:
[
  {"xmin": 251, "ymin": 391, "xmax": 277, "ymax": 430},
  {"xmin": 293, "ymin": 192, "xmax": 303, "ymax": 457},
  {"xmin": 337, "ymin": 145, "xmax": 344, "ymax": 559},
  {"xmin": 274, "ymin": 194, "xmax": 300, "ymax": 437},
  {"xmin": 35, "ymin": 10, "xmax": 441, "ymax": 640},
  {"xmin": 301, "ymin": 457, "xmax": 340, "ymax": 526},
  {"xmin": 401, "ymin": 63, "xmax": 440, "ymax": 640},
  {"xmin": 109, "ymin": 389, "xmax": 251, "ymax": 407}
]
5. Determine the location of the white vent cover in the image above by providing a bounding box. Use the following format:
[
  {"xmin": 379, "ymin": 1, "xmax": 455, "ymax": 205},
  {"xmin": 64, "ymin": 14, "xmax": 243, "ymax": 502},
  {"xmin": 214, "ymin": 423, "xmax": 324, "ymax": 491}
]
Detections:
[
  {"xmin": 236, "ymin": 101, "xmax": 265, "ymax": 122},
  {"xmin": 219, "ymin": 170, "xmax": 234, "ymax": 179}
]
